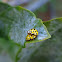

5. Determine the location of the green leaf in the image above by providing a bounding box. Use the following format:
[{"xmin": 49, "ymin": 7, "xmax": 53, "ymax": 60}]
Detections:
[
  {"xmin": 0, "ymin": 2, "xmax": 11, "ymax": 14},
  {"xmin": 43, "ymin": 17, "xmax": 62, "ymax": 35},
  {"xmin": 0, "ymin": 6, "xmax": 51, "ymax": 46},
  {"xmin": 0, "ymin": 37, "xmax": 21, "ymax": 62}
]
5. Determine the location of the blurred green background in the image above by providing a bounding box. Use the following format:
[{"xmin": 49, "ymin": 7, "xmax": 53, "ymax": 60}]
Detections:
[
  {"xmin": 0, "ymin": 0, "xmax": 62, "ymax": 21},
  {"xmin": 0, "ymin": 0, "xmax": 62, "ymax": 62}
]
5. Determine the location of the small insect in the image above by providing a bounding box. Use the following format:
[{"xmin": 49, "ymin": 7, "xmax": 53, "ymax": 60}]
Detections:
[
  {"xmin": 26, "ymin": 34, "xmax": 37, "ymax": 41},
  {"xmin": 27, "ymin": 29, "xmax": 38, "ymax": 36}
]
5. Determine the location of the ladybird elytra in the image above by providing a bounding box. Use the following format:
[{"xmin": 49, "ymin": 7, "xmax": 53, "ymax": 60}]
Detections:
[
  {"xmin": 26, "ymin": 34, "xmax": 37, "ymax": 41},
  {"xmin": 27, "ymin": 29, "xmax": 38, "ymax": 36}
]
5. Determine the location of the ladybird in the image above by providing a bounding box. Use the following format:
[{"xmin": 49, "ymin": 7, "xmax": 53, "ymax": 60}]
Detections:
[
  {"xmin": 27, "ymin": 29, "xmax": 38, "ymax": 36},
  {"xmin": 26, "ymin": 34, "xmax": 37, "ymax": 41}
]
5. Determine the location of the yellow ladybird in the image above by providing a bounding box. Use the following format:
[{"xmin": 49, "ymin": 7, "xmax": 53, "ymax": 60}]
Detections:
[
  {"xmin": 26, "ymin": 34, "xmax": 37, "ymax": 41},
  {"xmin": 27, "ymin": 29, "xmax": 38, "ymax": 36}
]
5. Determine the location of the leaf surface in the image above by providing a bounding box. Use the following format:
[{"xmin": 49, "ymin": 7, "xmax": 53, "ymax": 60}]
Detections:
[
  {"xmin": 0, "ymin": 6, "xmax": 51, "ymax": 46},
  {"xmin": 0, "ymin": 2, "xmax": 11, "ymax": 14},
  {"xmin": 43, "ymin": 18, "xmax": 62, "ymax": 35}
]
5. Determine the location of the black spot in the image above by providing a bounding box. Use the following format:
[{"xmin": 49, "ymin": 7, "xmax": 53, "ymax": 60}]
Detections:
[
  {"xmin": 34, "ymin": 29, "xmax": 35, "ymax": 30},
  {"xmin": 32, "ymin": 34, "xmax": 34, "ymax": 35},
  {"xmin": 34, "ymin": 37, "xmax": 36, "ymax": 39},
  {"xmin": 31, "ymin": 29, "xmax": 32, "ymax": 30},
  {"xmin": 35, "ymin": 31, "xmax": 36, "ymax": 32}
]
